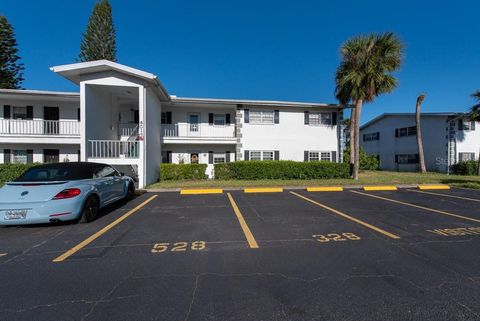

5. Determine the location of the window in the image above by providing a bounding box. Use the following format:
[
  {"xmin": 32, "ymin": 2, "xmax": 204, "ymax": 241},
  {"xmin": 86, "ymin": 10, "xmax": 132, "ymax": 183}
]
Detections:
[
  {"xmin": 12, "ymin": 150, "xmax": 27, "ymax": 164},
  {"xmin": 396, "ymin": 154, "xmax": 419, "ymax": 164},
  {"xmin": 161, "ymin": 112, "xmax": 167, "ymax": 124},
  {"xmin": 213, "ymin": 114, "xmax": 226, "ymax": 126},
  {"xmin": 459, "ymin": 152, "xmax": 475, "ymax": 161},
  {"xmin": 309, "ymin": 112, "xmax": 332, "ymax": 125},
  {"xmin": 213, "ymin": 153, "xmax": 226, "ymax": 164},
  {"xmin": 13, "ymin": 106, "xmax": 27, "ymax": 119},
  {"xmin": 396, "ymin": 126, "xmax": 416, "ymax": 137},
  {"xmin": 250, "ymin": 110, "xmax": 274, "ymax": 124},
  {"xmin": 363, "ymin": 132, "xmax": 380, "ymax": 141},
  {"xmin": 249, "ymin": 151, "xmax": 274, "ymax": 161},
  {"xmin": 308, "ymin": 151, "xmax": 331, "ymax": 162},
  {"xmin": 93, "ymin": 166, "xmax": 118, "ymax": 178},
  {"xmin": 462, "ymin": 121, "xmax": 474, "ymax": 131}
]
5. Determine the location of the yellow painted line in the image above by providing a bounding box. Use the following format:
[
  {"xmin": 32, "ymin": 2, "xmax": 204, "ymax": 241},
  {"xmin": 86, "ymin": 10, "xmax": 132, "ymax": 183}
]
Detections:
[
  {"xmin": 53, "ymin": 195, "xmax": 158, "ymax": 263},
  {"xmin": 363, "ymin": 186, "xmax": 398, "ymax": 191},
  {"xmin": 350, "ymin": 190, "xmax": 480, "ymax": 223},
  {"xmin": 418, "ymin": 185, "xmax": 450, "ymax": 190},
  {"xmin": 307, "ymin": 187, "xmax": 344, "ymax": 192},
  {"xmin": 290, "ymin": 191, "xmax": 401, "ymax": 239},
  {"xmin": 409, "ymin": 189, "xmax": 480, "ymax": 203},
  {"xmin": 180, "ymin": 189, "xmax": 223, "ymax": 195},
  {"xmin": 244, "ymin": 188, "xmax": 283, "ymax": 193},
  {"xmin": 226, "ymin": 193, "xmax": 259, "ymax": 248}
]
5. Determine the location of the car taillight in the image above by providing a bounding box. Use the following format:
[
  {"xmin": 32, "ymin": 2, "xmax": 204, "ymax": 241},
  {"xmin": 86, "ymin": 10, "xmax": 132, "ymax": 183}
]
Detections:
[{"xmin": 52, "ymin": 188, "xmax": 81, "ymax": 200}]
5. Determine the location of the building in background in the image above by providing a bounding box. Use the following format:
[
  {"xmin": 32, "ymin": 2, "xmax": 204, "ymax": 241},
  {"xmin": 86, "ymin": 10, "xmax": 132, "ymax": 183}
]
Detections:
[
  {"xmin": 0, "ymin": 60, "xmax": 343, "ymax": 187},
  {"xmin": 360, "ymin": 113, "xmax": 479, "ymax": 173}
]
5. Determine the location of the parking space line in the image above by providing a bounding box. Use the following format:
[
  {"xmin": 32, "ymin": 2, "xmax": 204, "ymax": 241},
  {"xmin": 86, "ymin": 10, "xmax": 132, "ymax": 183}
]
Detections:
[
  {"xmin": 52, "ymin": 195, "xmax": 158, "ymax": 263},
  {"xmin": 350, "ymin": 190, "xmax": 480, "ymax": 223},
  {"xmin": 408, "ymin": 189, "xmax": 480, "ymax": 203},
  {"xmin": 290, "ymin": 192, "xmax": 401, "ymax": 239},
  {"xmin": 0, "ymin": 253, "xmax": 7, "ymax": 257},
  {"xmin": 226, "ymin": 193, "xmax": 259, "ymax": 249}
]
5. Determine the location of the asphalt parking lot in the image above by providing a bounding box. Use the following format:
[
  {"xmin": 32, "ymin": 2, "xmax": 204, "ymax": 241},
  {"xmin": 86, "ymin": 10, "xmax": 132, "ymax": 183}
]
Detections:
[{"xmin": 1, "ymin": 188, "xmax": 480, "ymax": 321}]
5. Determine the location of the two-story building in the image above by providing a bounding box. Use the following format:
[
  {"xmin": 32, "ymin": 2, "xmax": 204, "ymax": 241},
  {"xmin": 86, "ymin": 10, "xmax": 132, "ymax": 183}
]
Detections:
[
  {"xmin": 0, "ymin": 60, "xmax": 344, "ymax": 187},
  {"xmin": 360, "ymin": 113, "xmax": 480, "ymax": 173}
]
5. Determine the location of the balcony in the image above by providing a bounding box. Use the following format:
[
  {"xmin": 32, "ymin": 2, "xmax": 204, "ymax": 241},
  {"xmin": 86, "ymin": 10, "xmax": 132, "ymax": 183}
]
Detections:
[
  {"xmin": 88, "ymin": 140, "xmax": 139, "ymax": 159},
  {"xmin": 161, "ymin": 124, "xmax": 236, "ymax": 144},
  {"xmin": 0, "ymin": 119, "xmax": 80, "ymax": 136}
]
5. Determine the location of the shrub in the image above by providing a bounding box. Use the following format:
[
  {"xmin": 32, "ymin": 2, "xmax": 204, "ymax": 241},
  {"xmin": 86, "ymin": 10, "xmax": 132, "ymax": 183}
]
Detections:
[
  {"xmin": 343, "ymin": 147, "xmax": 380, "ymax": 170},
  {"xmin": 0, "ymin": 163, "xmax": 38, "ymax": 186},
  {"xmin": 160, "ymin": 163, "xmax": 208, "ymax": 180},
  {"xmin": 450, "ymin": 160, "xmax": 478, "ymax": 176},
  {"xmin": 214, "ymin": 161, "xmax": 350, "ymax": 180}
]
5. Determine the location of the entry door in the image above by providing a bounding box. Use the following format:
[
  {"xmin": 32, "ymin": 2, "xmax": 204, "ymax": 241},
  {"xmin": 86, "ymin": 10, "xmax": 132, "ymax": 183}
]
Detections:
[
  {"xmin": 188, "ymin": 113, "xmax": 200, "ymax": 136},
  {"xmin": 44, "ymin": 107, "xmax": 59, "ymax": 134},
  {"xmin": 44, "ymin": 149, "xmax": 59, "ymax": 163}
]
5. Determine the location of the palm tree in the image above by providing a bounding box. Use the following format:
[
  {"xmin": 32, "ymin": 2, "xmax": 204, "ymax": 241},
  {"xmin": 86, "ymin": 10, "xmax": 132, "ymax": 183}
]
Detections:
[
  {"xmin": 342, "ymin": 116, "xmax": 355, "ymax": 171},
  {"xmin": 335, "ymin": 32, "xmax": 404, "ymax": 179},
  {"xmin": 416, "ymin": 94, "xmax": 427, "ymax": 173},
  {"xmin": 468, "ymin": 90, "xmax": 480, "ymax": 175}
]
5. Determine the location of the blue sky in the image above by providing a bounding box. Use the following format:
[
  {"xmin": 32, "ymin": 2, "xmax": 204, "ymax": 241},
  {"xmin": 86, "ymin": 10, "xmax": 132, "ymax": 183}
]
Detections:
[{"xmin": 1, "ymin": 0, "xmax": 479, "ymax": 123}]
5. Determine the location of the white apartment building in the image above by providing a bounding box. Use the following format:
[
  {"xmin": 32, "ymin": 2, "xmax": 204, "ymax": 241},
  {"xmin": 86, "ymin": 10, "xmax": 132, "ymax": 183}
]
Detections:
[
  {"xmin": 0, "ymin": 60, "xmax": 343, "ymax": 188},
  {"xmin": 360, "ymin": 113, "xmax": 480, "ymax": 173}
]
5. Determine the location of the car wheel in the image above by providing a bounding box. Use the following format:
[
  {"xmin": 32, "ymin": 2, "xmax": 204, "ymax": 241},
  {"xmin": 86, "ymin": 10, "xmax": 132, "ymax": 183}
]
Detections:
[
  {"xmin": 126, "ymin": 182, "xmax": 135, "ymax": 200},
  {"xmin": 79, "ymin": 195, "xmax": 100, "ymax": 223}
]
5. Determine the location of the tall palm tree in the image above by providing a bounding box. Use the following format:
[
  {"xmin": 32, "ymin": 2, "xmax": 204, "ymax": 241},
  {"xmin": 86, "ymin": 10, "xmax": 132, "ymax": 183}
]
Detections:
[
  {"xmin": 416, "ymin": 94, "xmax": 427, "ymax": 173},
  {"xmin": 335, "ymin": 32, "xmax": 404, "ymax": 179},
  {"xmin": 342, "ymin": 116, "xmax": 355, "ymax": 171},
  {"xmin": 468, "ymin": 90, "xmax": 480, "ymax": 175}
]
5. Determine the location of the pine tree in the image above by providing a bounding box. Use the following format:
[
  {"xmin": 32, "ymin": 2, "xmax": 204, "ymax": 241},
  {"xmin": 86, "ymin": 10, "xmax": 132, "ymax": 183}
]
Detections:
[
  {"xmin": 0, "ymin": 14, "xmax": 24, "ymax": 89},
  {"xmin": 78, "ymin": 0, "xmax": 117, "ymax": 62}
]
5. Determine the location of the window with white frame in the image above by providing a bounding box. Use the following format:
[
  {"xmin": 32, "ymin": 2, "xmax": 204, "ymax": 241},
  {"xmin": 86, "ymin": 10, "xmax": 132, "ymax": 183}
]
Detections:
[
  {"xmin": 396, "ymin": 126, "xmax": 416, "ymax": 137},
  {"xmin": 309, "ymin": 112, "xmax": 332, "ymax": 125},
  {"xmin": 249, "ymin": 151, "xmax": 274, "ymax": 161},
  {"xmin": 249, "ymin": 110, "xmax": 274, "ymax": 124},
  {"xmin": 462, "ymin": 120, "xmax": 474, "ymax": 131},
  {"xmin": 12, "ymin": 150, "xmax": 27, "ymax": 164},
  {"xmin": 213, "ymin": 153, "xmax": 226, "ymax": 164},
  {"xmin": 308, "ymin": 151, "xmax": 331, "ymax": 162},
  {"xmin": 13, "ymin": 106, "xmax": 27, "ymax": 119},
  {"xmin": 213, "ymin": 114, "xmax": 226, "ymax": 126},
  {"xmin": 459, "ymin": 152, "xmax": 475, "ymax": 161}
]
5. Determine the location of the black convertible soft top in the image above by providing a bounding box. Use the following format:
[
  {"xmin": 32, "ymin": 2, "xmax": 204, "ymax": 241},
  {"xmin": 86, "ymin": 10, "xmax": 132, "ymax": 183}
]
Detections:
[{"xmin": 14, "ymin": 162, "xmax": 111, "ymax": 182}]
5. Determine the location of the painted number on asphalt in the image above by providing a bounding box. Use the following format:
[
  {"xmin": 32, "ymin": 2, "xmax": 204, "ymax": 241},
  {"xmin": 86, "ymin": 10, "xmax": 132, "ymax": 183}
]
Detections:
[
  {"xmin": 151, "ymin": 241, "xmax": 206, "ymax": 253},
  {"xmin": 427, "ymin": 227, "xmax": 480, "ymax": 237},
  {"xmin": 312, "ymin": 233, "xmax": 361, "ymax": 243}
]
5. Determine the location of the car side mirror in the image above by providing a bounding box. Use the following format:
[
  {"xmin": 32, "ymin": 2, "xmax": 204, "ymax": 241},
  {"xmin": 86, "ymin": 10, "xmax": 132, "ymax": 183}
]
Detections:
[{"xmin": 120, "ymin": 172, "xmax": 125, "ymax": 176}]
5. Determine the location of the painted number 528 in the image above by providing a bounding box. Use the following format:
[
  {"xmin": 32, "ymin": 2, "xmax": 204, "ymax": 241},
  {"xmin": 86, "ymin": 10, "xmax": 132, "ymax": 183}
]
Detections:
[
  {"xmin": 312, "ymin": 233, "xmax": 361, "ymax": 243},
  {"xmin": 151, "ymin": 241, "xmax": 206, "ymax": 253}
]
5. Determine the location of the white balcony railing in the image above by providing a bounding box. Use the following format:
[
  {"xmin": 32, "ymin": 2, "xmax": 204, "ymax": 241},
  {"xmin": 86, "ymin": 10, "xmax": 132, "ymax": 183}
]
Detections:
[
  {"xmin": 118, "ymin": 123, "xmax": 139, "ymax": 137},
  {"xmin": 0, "ymin": 119, "xmax": 80, "ymax": 136},
  {"xmin": 89, "ymin": 140, "xmax": 139, "ymax": 159},
  {"xmin": 162, "ymin": 124, "xmax": 235, "ymax": 139}
]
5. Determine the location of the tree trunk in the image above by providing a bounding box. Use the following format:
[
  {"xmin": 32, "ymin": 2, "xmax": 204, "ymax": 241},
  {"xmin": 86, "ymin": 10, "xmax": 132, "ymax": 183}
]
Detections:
[
  {"xmin": 415, "ymin": 94, "xmax": 427, "ymax": 173},
  {"xmin": 353, "ymin": 99, "xmax": 363, "ymax": 180},
  {"xmin": 349, "ymin": 113, "xmax": 355, "ymax": 176}
]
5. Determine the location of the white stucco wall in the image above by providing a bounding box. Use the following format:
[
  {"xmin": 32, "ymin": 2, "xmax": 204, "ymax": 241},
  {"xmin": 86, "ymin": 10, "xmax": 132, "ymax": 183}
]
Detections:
[
  {"xmin": 239, "ymin": 107, "xmax": 340, "ymax": 161},
  {"xmin": 0, "ymin": 144, "xmax": 80, "ymax": 164},
  {"xmin": 359, "ymin": 115, "xmax": 474, "ymax": 173},
  {"xmin": 144, "ymin": 87, "xmax": 162, "ymax": 186}
]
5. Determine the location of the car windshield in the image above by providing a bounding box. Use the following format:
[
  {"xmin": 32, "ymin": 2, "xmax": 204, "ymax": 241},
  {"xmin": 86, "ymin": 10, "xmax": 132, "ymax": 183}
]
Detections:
[{"xmin": 14, "ymin": 164, "xmax": 95, "ymax": 182}]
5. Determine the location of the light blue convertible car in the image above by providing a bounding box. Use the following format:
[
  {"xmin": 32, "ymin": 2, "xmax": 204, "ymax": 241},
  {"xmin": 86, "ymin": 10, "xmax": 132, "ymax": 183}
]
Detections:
[{"xmin": 0, "ymin": 162, "xmax": 135, "ymax": 225}]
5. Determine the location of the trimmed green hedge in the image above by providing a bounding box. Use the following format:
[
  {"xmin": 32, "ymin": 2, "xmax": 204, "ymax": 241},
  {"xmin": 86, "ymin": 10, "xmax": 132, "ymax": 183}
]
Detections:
[
  {"xmin": 451, "ymin": 160, "xmax": 479, "ymax": 176},
  {"xmin": 160, "ymin": 163, "xmax": 208, "ymax": 180},
  {"xmin": 0, "ymin": 163, "xmax": 38, "ymax": 186},
  {"xmin": 214, "ymin": 161, "xmax": 350, "ymax": 180}
]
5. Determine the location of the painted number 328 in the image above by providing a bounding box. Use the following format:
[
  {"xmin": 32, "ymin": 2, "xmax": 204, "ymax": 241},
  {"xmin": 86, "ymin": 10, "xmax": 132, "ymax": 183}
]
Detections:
[
  {"xmin": 312, "ymin": 233, "xmax": 361, "ymax": 243},
  {"xmin": 151, "ymin": 241, "xmax": 206, "ymax": 253}
]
